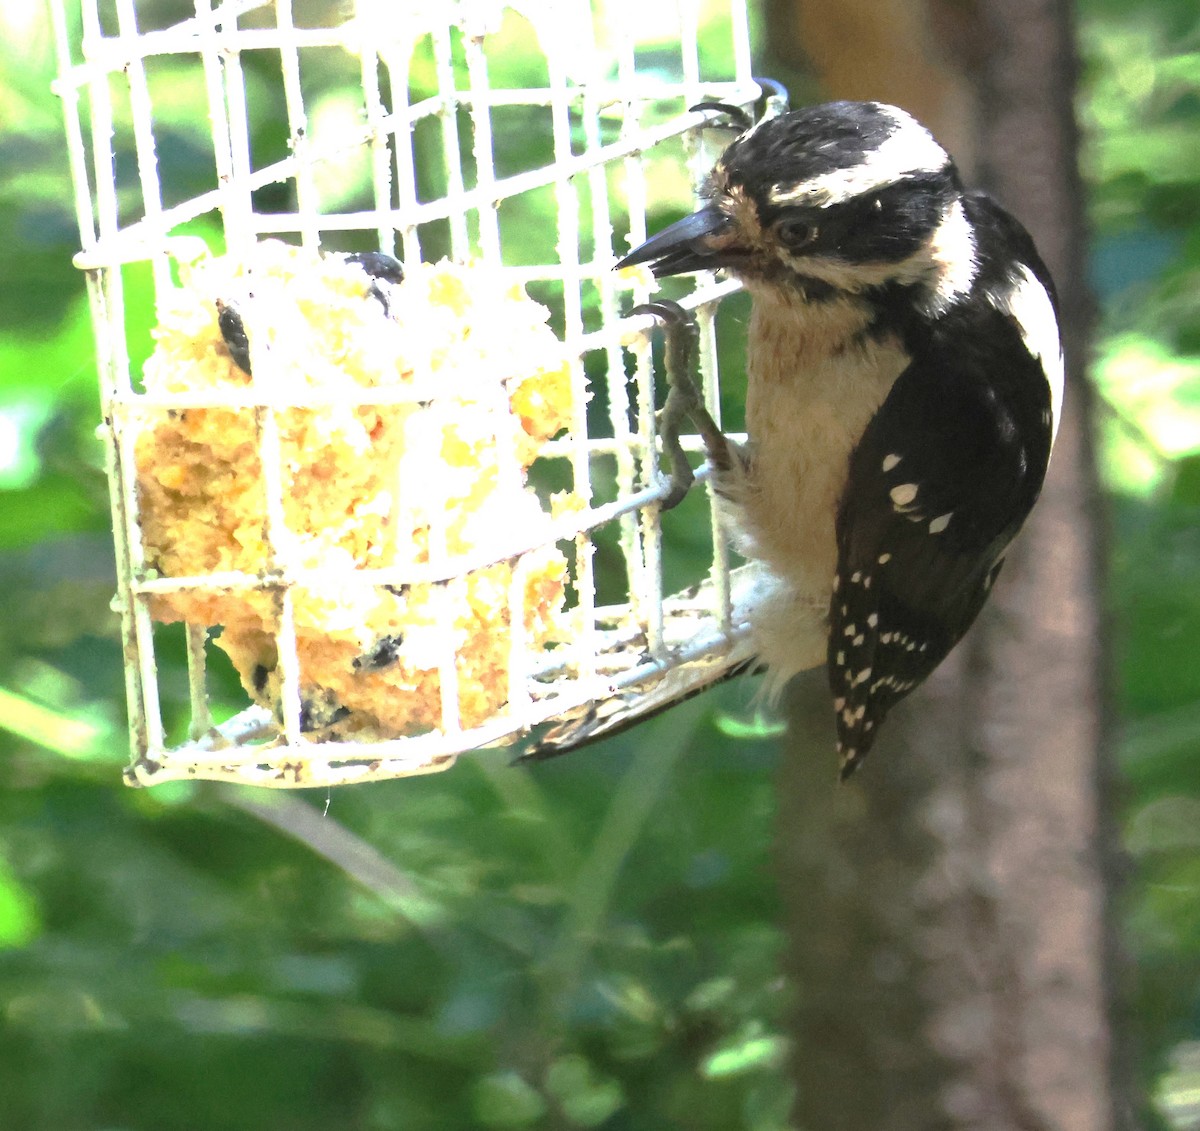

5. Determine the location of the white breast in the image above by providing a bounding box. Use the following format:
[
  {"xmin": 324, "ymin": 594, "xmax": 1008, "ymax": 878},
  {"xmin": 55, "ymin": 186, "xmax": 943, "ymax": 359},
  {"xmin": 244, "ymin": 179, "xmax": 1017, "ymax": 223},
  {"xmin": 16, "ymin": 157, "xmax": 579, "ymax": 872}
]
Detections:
[{"xmin": 722, "ymin": 286, "xmax": 909, "ymax": 691}]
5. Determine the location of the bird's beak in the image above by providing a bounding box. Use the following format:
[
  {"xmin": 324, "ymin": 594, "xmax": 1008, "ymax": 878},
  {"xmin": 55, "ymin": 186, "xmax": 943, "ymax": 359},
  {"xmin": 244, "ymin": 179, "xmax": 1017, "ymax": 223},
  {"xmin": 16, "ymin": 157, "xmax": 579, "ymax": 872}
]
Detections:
[{"xmin": 616, "ymin": 205, "xmax": 733, "ymax": 277}]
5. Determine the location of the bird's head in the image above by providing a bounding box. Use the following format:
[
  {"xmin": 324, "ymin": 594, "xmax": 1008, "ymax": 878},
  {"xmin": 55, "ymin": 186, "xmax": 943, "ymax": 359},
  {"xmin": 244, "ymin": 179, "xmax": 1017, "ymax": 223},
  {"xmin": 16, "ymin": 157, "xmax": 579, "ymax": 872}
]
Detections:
[{"xmin": 619, "ymin": 101, "xmax": 975, "ymax": 311}]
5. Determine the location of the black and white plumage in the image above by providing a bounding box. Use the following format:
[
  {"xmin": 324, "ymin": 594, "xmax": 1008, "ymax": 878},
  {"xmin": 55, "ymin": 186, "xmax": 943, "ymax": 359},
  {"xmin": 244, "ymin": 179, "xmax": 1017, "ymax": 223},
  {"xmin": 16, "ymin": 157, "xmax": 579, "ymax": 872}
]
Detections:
[{"xmin": 615, "ymin": 98, "xmax": 1062, "ymax": 776}]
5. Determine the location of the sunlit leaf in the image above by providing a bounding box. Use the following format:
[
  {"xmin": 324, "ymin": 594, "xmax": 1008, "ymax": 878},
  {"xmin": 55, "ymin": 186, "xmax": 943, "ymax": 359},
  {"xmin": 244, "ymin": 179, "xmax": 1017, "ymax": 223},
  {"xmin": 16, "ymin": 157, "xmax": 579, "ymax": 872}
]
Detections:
[
  {"xmin": 0, "ymin": 857, "xmax": 39, "ymax": 948},
  {"xmin": 0, "ymin": 684, "xmax": 109, "ymax": 760},
  {"xmin": 713, "ymin": 709, "xmax": 787, "ymax": 740},
  {"xmin": 700, "ymin": 1025, "xmax": 788, "ymax": 1079}
]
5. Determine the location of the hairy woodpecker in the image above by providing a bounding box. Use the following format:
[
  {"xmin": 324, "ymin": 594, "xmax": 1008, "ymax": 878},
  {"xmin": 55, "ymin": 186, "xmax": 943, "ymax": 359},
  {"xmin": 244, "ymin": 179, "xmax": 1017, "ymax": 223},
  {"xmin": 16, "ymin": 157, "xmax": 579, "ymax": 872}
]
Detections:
[{"xmin": 615, "ymin": 98, "xmax": 1062, "ymax": 776}]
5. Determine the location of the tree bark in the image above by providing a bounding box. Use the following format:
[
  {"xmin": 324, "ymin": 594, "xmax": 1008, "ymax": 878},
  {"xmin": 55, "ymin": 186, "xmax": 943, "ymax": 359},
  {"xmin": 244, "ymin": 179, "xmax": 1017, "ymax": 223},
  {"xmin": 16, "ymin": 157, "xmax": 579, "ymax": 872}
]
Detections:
[{"xmin": 767, "ymin": 2, "xmax": 1138, "ymax": 1128}]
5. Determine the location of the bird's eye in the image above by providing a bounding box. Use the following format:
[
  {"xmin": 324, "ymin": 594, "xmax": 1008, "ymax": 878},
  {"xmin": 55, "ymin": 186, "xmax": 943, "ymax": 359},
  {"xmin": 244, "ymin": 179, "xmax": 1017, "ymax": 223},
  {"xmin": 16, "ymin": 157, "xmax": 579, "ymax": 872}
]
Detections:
[{"xmin": 778, "ymin": 217, "xmax": 818, "ymax": 250}]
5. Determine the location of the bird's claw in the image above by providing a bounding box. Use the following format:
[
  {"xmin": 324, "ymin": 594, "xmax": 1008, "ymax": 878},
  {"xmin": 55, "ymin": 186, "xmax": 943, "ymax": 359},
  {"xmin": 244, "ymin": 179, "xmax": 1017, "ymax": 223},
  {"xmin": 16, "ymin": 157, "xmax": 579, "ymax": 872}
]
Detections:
[
  {"xmin": 630, "ymin": 300, "xmax": 731, "ymax": 511},
  {"xmin": 689, "ymin": 99, "xmax": 754, "ymax": 133},
  {"xmin": 688, "ymin": 77, "xmax": 789, "ymax": 135},
  {"xmin": 754, "ymin": 77, "xmax": 790, "ymax": 119}
]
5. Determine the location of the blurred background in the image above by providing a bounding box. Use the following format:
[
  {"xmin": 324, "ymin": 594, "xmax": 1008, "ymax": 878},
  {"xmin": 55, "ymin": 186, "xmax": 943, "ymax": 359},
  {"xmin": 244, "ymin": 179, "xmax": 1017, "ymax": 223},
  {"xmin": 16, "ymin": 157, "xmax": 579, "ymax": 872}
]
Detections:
[{"xmin": 2, "ymin": 0, "xmax": 1199, "ymax": 1128}]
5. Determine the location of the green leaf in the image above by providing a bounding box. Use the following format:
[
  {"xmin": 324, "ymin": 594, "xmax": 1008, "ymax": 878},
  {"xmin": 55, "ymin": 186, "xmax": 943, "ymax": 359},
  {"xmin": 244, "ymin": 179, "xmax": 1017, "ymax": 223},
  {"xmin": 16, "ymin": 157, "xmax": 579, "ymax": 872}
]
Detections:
[
  {"xmin": 700, "ymin": 1025, "xmax": 788, "ymax": 1079},
  {"xmin": 0, "ymin": 856, "xmax": 39, "ymax": 948},
  {"xmin": 545, "ymin": 1055, "xmax": 625, "ymax": 1127},
  {"xmin": 713, "ymin": 710, "xmax": 787, "ymax": 740},
  {"xmin": 684, "ymin": 976, "xmax": 737, "ymax": 1012},
  {"xmin": 0, "ymin": 297, "xmax": 94, "ymax": 398},
  {"xmin": 0, "ymin": 477, "xmax": 104, "ymax": 547},
  {"xmin": 0, "ymin": 683, "xmax": 113, "ymax": 761},
  {"xmin": 472, "ymin": 1072, "xmax": 547, "ymax": 1128}
]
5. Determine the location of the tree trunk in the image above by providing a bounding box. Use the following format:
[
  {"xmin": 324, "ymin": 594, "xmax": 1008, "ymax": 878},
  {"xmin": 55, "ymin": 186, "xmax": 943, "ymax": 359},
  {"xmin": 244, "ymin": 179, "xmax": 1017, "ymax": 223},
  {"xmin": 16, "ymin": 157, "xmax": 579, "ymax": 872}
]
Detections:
[{"xmin": 767, "ymin": 2, "xmax": 1138, "ymax": 1127}]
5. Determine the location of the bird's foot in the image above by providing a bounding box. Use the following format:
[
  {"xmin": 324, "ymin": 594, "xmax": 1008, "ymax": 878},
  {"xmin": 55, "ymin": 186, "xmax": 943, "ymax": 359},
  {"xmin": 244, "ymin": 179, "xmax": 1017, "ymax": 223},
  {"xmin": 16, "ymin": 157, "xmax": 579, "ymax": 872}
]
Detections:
[{"xmin": 631, "ymin": 299, "xmax": 733, "ymax": 511}]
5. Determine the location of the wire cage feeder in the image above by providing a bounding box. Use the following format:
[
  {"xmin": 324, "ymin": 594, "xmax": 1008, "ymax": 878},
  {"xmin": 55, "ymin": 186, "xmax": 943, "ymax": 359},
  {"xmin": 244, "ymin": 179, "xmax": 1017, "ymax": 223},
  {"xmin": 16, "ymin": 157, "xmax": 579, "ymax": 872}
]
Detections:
[{"xmin": 51, "ymin": 0, "xmax": 770, "ymax": 788}]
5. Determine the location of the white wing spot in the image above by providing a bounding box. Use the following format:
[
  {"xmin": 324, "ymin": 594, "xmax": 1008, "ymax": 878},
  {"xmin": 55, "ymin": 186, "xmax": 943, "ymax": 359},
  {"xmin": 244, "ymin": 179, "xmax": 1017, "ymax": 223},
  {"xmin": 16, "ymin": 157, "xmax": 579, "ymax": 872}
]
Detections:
[
  {"xmin": 878, "ymin": 553, "xmax": 892, "ymax": 565},
  {"xmin": 882, "ymin": 453, "xmax": 902, "ymax": 472},
  {"xmin": 867, "ymin": 613, "xmax": 878, "ymax": 628},
  {"xmin": 928, "ymin": 512, "xmax": 952, "ymax": 534},
  {"xmin": 890, "ymin": 483, "xmax": 918, "ymax": 508}
]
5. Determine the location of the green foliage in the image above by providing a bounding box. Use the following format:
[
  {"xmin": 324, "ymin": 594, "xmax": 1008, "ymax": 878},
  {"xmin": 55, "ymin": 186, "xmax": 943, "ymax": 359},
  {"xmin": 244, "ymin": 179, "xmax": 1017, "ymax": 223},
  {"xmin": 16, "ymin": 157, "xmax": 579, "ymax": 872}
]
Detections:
[
  {"xmin": 4, "ymin": 0, "xmax": 1199, "ymax": 1126},
  {"xmin": 1081, "ymin": 0, "xmax": 1200, "ymax": 1121},
  {"xmin": 0, "ymin": 5, "xmax": 790, "ymax": 1130}
]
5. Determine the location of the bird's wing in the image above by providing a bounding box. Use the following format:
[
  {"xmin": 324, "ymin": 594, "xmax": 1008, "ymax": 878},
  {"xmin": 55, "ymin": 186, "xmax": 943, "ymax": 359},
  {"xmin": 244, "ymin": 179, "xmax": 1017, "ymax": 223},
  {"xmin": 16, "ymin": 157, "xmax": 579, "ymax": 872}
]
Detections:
[{"xmin": 828, "ymin": 301, "xmax": 1055, "ymax": 775}]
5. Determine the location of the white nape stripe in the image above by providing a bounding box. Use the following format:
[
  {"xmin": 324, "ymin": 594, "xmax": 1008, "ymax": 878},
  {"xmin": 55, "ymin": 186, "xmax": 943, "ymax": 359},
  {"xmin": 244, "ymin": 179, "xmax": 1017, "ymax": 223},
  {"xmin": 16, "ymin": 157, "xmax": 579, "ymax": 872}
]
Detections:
[
  {"xmin": 989, "ymin": 264, "xmax": 1065, "ymax": 443},
  {"xmin": 923, "ymin": 199, "xmax": 977, "ymax": 316},
  {"xmin": 768, "ymin": 105, "xmax": 949, "ymax": 208}
]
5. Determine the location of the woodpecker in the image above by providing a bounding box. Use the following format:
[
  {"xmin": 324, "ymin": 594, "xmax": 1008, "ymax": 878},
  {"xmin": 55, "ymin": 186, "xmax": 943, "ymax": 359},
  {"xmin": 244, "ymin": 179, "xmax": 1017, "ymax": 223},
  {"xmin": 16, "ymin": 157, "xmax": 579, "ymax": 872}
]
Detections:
[{"xmin": 606, "ymin": 97, "xmax": 1062, "ymax": 776}]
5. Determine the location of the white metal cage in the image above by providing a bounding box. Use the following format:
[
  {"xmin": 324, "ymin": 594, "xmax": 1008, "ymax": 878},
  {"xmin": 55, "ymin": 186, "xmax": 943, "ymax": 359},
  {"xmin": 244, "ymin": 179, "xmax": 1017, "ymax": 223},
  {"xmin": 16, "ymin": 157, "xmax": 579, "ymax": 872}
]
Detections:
[{"xmin": 51, "ymin": 0, "xmax": 766, "ymax": 788}]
